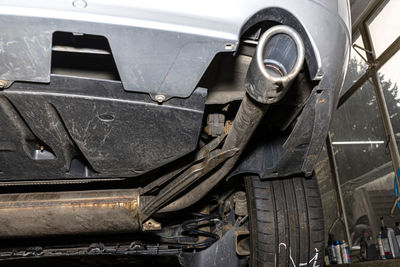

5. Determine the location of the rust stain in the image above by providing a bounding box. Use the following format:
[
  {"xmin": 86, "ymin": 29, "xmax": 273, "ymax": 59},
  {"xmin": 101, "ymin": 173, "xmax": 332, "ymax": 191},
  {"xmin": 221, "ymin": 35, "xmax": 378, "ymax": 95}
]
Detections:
[
  {"xmin": 68, "ymin": 200, "xmax": 138, "ymax": 210},
  {"xmin": 0, "ymin": 194, "xmax": 140, "ymax": 211}
]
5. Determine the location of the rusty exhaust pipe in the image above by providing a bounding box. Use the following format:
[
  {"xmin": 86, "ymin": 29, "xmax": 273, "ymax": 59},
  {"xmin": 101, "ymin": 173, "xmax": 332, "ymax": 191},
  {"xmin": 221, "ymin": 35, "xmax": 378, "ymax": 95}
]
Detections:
[
  {"xmin": 0, "ymin": 189, "xmax": 140, "ymax": 238},
  {"xmin": 160, "ymin": 25, "xmax": 305, "ymax": 213}
]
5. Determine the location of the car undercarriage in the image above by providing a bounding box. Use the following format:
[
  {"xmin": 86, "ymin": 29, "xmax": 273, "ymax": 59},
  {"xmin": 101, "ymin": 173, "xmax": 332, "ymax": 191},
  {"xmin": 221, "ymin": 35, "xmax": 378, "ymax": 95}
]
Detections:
[{"xmin": 0, "ymin": 1, "xmax": 350, "ymax": 266}]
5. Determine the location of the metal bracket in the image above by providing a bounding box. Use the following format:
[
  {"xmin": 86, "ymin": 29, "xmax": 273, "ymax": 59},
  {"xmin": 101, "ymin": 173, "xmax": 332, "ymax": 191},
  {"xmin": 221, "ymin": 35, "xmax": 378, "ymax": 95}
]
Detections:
[{"xmin": 142, "ymin": 218, "xmax": 162, "ymax": 231}]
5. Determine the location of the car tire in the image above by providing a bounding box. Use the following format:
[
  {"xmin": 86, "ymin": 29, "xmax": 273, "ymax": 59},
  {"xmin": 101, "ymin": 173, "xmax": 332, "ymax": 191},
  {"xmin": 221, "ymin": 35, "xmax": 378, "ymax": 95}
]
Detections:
[{"xmin": 245, "ymin": 174, "xmax": 324, "ymax": 267}]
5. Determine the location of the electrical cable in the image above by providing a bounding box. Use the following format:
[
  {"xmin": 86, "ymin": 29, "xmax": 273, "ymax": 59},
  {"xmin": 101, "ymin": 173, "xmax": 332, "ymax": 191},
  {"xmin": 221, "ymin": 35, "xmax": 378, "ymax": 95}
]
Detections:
[{"xmin": 161, "ymin": 213, "xmax": 220, "ymax": 249}]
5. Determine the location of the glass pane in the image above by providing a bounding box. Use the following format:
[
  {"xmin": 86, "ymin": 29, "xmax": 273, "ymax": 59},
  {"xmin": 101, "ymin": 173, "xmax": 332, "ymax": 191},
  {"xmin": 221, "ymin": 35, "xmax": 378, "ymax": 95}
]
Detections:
[
  {"xmin": 340, "ymin": 34, "xmax": 368, "ymax": 97},
  {"xmin": 379, "ymin": 50, "xmax": 400, "ymax": 147},
  {"xmin": 368, "ymin": 0, "xmax": 400, "ymax": 57},
  {"xmin": 331, "ymin": 81, "xmax": 391, "ymax": 184}
]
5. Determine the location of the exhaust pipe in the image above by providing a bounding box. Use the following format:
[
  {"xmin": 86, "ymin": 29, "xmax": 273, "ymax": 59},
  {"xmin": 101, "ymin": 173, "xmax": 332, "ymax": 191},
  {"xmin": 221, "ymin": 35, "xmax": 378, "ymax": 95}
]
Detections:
[
  {"xmin": 0, "ymin": 189, "xmax": 140, "ymax": 238},
  {"xmin": 246, "ymin": 25, "xmax": 305, "ymax": 104},
  {"xmin": 160, "ymin": 25, "xmax": 305, "ymax": 213}
]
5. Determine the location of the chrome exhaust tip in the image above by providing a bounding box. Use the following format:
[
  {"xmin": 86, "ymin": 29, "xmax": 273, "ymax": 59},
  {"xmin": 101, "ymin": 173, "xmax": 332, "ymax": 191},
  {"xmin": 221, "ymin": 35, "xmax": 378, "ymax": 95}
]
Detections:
[{"xmin": 246, "ymin": 25, "xmax": 305, "ymax": 104}]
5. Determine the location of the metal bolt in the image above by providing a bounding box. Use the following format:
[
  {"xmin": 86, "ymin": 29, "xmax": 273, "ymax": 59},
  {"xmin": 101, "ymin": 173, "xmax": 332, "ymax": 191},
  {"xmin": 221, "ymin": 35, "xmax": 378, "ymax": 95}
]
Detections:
[
  {"xmin": 0, "ymin": 80, "xmax": 7, "ymax": 88},
  {"xmin": 154, "ymin": 94, "xmax": 166, "ymax": 103}
]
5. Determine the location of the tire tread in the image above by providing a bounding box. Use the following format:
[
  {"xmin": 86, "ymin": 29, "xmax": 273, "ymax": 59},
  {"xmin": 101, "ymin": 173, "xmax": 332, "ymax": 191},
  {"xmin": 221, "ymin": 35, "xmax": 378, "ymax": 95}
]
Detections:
[{"xmin": 245, "ymin": 174, "xmax": 324, "ymax": 267}]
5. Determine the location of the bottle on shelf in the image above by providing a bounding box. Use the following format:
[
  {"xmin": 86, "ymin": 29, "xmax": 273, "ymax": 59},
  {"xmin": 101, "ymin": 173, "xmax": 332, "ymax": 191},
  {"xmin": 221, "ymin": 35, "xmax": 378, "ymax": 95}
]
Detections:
[
  {"xmin": 327, "ymin": 234, "xmax": 337, "ymax": 264},
  {"xmin": 324, "ymin": 247, "xmax": 331, "ymax": 266},
  {"xmin": 380, "ymin": 217, "xmax": 394, "ymax": 258},
  {"xmin": 377, "ymin": 232, "xmax": 387, "ymax": 260},
  {"xmin": 334, "ymin": 240, "xmax": 343, "ymax": 264},
  {"xmin": 387, "ymin": 226, "xmax": 400, "ymax": 258},
  {"xmin": 341, "ymin": 240, "xmax": 351, "ymax": 263}
]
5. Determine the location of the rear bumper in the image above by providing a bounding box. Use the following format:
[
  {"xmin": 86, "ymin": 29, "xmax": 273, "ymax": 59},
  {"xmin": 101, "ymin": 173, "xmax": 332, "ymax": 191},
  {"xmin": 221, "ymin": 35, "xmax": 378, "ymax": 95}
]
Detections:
[{"xmin": 231, "ymin": 12, "xmax": 350, "ymax": 178}]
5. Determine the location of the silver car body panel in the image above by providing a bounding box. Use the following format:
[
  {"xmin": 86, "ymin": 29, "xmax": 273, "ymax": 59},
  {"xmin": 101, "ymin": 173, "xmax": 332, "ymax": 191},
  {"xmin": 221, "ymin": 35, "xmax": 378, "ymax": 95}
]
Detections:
[{"xmin": 0, "ymin": 0, "xmax": 350, "ymax": 99}]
